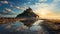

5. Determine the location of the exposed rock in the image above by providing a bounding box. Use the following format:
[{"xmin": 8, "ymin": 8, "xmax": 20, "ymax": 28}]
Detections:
[
  {"xmin": 16, "ymin": 7, "xmax": 39, "ymax": 27},
  {"xmin": 16, "ymin": 7, "xmax": 39, "ymax": 18}
]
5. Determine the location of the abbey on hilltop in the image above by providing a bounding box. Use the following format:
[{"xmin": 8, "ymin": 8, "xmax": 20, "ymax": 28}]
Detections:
[
  {"xmin": 16, "ymin": 7, "xmax": 39, "ymax": 18},
  {"xmin": 16, "ymin": 7, "xmax": 39, "ymax": 26}
]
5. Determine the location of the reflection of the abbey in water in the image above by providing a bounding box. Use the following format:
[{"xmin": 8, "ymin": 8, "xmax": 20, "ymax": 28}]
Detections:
[{"xmin": 0, "ymin": 8, "xmax": 60, "ymax": 34}]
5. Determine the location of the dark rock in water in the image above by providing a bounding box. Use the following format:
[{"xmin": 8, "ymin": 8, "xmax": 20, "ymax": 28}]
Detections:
[
  {"xmin": 16, "ymin": 7, "xmax": 39, "ymax": 18},
  {"xmin": 16, "ymin": 7, "xmax": 39, "ymax": 27}
]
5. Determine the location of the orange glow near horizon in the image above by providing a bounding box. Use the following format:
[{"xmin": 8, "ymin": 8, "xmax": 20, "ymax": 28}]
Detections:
[{"xmin": 34, "ymin": 8, "xmax": 60, "ymax": 19}]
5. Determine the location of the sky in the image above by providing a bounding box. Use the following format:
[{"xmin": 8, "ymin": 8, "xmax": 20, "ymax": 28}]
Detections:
[{"xmin": 0, "ymin": 0, "xmax": 60, "ymax": 19}]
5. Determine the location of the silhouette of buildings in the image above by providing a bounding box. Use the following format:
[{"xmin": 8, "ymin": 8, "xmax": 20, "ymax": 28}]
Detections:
[
  {"xmin": 16, "ymin": 7, "xmax": 39, "ymax": 26},
  {"xmin": 16, "ymin": 7, "xmax": 39, "ymax": 18}
]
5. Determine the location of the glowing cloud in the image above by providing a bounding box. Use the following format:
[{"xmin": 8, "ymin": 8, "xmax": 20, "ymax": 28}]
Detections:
[
  {"xmin": 39, "ymin": 0, "xmax": 47, "ymax": 2},
  {"xmin": 0, "ymin": 1, "xmax": 8, "ymax": 4}
]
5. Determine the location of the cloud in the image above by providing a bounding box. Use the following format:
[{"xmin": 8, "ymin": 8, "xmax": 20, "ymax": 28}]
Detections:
[
  {"xmin": 48, "ymin": 0, "xmax": 60, "ymax": 11},
  {"xmin": 30, "ymin": 0, "xmax": 59, "ymax": 11},
  {"xmin": 0, "ymin": 1, "xmax": 8, "ymax": 4},
  {"xmin": 53, "ymin": 0, "xmax": 60, "ymax": 2},
  {"xmin": 39, "ymin": 0, "xmax": 47, "ymax": 2},
  {"xmin": 30, "ymin": 3, "xmax": 49, "ymax": 12},
  {"xmin": 16, "ymin": 25, "xmax": 28, "ymax": 31},
  {"xmin": 4, "ymin": 8, "xmax": 12, "ymax": 12},
  {"xmin": 33, "ymin": 20, "xmax": 44, "ymax": 26},
  {"xmin": 30, "ymin": 26, "xmax": 42, "ymax": 31},
  {"xmin": 28, "ymin": 0, "xmax": 60, "ymax": 19},
  {"xmin": 14, "ymin": 6, "xmax": 28, "ymax": 11},
  {"xmin": 9, "ymin": 4, "xmax": 14, "ymax": 7},
  {"xmin": 35, "ymin": 3, "xmax": 48, "ymax": 8},
  {"xmin": 0, "ymin": 0, "xmax": 59, "ymax": 18},
  {"xmin": 28, "ymin": 2, "xmax": 31, "ymax": 3},
  {"xmin": 1, "ymin": 8, "xmax": 15, "ymax": 15},
  {"xmin": 5, "ymin": 25, "xmax": 11, "ymax": 29}
]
